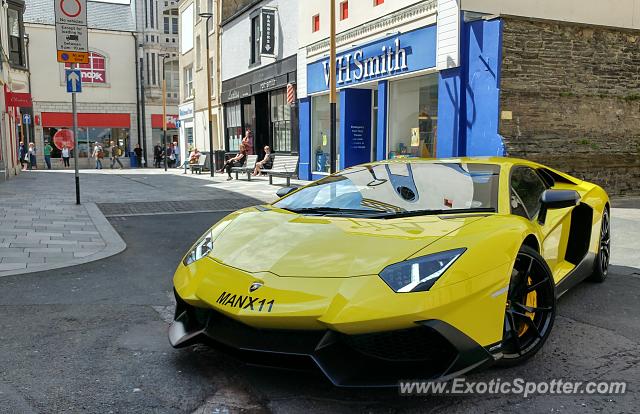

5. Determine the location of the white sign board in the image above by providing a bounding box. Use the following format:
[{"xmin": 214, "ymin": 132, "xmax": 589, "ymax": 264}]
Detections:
[
  {"xmin": 56, "ymin": 24, "xmax": 88, "ymax": 53},
  {"xmin": 55, "ymin": 0, "xmax": 88, "ymax": 26}
]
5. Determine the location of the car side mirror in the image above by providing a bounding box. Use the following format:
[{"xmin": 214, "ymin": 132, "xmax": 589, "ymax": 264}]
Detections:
[
  {"xmin": 276, "ymin": 186, "xmax": 297, "ymax": 198},
  {"xmin": 538, "ymin": 189, "xmax": 580, "ymax": 224}
]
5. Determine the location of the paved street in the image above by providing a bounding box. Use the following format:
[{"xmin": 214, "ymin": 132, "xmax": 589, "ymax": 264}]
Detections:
[{"xmin": 0, "ymin": 170, "xmax": 638, "ymax": 413}]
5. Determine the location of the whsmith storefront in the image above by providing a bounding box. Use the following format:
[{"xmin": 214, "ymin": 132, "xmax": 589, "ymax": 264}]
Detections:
[{"xmin": 298, "ymin": 0, "xmax": 506, "ymax": 180}]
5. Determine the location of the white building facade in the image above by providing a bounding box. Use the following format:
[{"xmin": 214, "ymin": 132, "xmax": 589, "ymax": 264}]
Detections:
[{"xmin": 219, "ymin": 0, "xmax": 299, "ymax": 159}]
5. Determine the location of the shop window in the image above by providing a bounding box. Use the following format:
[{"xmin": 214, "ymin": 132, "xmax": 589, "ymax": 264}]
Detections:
[
  {"xmin": 387, "ymin": 74, "xmax": 438, "ymax": 159},
  {"xmin": 270, "ymin": 89, "xmax": 293, "ymax": 153},
  {"xmin": 7, "ymin": 5, "xmax": 25, "ymax": 67},
  {"xmin": 250, "ymin": 15, "xmax": 260, "ymax": 65},
  {"xmin": 185, "ymin": 127, "xmax": 194, "ymax": 148},
  {"xmin": 312, "ymin": 14, "xmax": 320, "ymax": 33},
  {"xmin": 225, "ymin": 102, "xmax": 242, "ymax": 151},
  {"xmin": 374, "ymin": 0, "xmax": 384, "ymax": 5},
  {"xmin": 340, "ymin": 1, "xmax": 348, "ymax": 20},
  {"xmin": 42, "ymin": 127, "xmax": 129, "ymax": 159},
  {"xmin": 312, "ymin": 94, "xmax": 340, "ymax": 173}
]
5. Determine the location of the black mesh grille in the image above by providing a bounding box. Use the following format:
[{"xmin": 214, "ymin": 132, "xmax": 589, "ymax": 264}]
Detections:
[{"xmin": 341, "ymin": 326, "xmax": 457, "ymax": 363}]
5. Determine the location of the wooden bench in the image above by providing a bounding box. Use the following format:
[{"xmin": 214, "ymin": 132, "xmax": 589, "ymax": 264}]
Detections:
[
  {"xmin": 190, "ymin": 154, "xmax": 207, "ymax": 174},
  {"xmin": 232, "ymin": 154, "xmax": 258, "ymax": 181},
  {"xmin": 264, "ymin": 155, "xmax": 299, "ymax": 186}
]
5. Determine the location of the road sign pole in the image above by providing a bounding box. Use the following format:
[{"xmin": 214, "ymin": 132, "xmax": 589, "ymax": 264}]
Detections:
[{"xmin": 72, "ymin": 63, "xmax": 80, "ymax": 205}]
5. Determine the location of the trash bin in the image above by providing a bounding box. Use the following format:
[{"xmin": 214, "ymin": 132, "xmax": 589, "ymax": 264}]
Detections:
[
  {"xmin": 129, "ymin": 151, "xmax": 137, "ymax": 168},
  {"xmin": 214, "ymin": 150, "xmax": 226, "ymax": 171}
]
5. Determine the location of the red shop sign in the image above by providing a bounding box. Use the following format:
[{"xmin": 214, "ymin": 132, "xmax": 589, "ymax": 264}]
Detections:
[
  {"xmin": 53, "ymin": 129, "xmax": 75, "ymax": 150},
  {"xmin": 64, "ymin": 52, "xmax": 107, "ymax": 84}
]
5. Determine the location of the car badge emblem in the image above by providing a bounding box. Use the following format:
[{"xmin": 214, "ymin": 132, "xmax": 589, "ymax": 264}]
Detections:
[{"xmin": 249, "ymin": 282, "xmax": 263, "ymax": 293}]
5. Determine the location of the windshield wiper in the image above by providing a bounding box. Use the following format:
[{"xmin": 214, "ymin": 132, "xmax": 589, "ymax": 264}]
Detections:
[
  {"xmin": 285, "ymin": 207, "xmax": 383, "ymax": 216},
  {"xmin": 370, "ymin": 207, "xmax": 496, "ymax": 219}
]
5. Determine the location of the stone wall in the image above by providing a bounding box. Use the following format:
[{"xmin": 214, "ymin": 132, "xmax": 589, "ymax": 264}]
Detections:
[{"xmin": 499, "ymin": 17, "xmax": 640, "ymax": 196}]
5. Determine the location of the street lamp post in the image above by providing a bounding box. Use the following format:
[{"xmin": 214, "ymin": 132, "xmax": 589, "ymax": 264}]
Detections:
[
  {"xmin": 161, "ymin": 54, "xmax": 169, "ymax": 172},
  {"xmin": 199, "ymin": 12, "xmax": 215, "ymax": 177},
  {"xmin": 329, "ymin": 0, "xmax": 337, "ymax": 174}
]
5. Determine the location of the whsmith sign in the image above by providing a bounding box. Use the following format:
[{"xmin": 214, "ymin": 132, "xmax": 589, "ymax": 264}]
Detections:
[{"xmin": 306, "ymin": 25, "xmax": 436, "ymax": 94}]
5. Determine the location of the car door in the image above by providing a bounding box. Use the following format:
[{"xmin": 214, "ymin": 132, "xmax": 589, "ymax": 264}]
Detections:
[{"xmin": 510, "ymin": 166, "xmax": 573, "ymax": 280}]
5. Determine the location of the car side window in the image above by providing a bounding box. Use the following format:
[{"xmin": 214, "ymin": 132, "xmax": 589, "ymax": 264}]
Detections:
[{"xmin": 510, "ymin": 167, "xmax": 548, "ymax": 219}]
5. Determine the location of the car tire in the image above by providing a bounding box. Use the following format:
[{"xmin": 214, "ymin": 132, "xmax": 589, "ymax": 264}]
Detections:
[
  {"xmin": 497, "ymin": 245, "xmax": 556, "ymax": 367},
  {"xmin": 588, "ymin": 208, "xmax": 610, "ymax": 283}
]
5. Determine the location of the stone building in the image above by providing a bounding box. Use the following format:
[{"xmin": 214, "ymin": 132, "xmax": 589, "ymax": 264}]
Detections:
[
  {"xmin": 297, "ymin": 0, "xmax": 639, "ymax": 195},
  {"xmin": 456, "ymin": 0, "xmax": 640, "ymax": 195},
  {"xmin": 0, "ymin": 0, "xmax": 30, "ymax": 179}
]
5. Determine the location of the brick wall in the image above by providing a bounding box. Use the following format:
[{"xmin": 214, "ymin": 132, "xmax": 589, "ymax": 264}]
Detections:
[{"xmin": 499, "ymin": 17, "xmax": 640, "ymax": 196}]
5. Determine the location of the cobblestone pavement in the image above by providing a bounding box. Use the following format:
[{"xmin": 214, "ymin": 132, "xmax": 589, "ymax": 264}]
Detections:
[{"xmin": 0, "ymin": 169, "xmax": 278, "ymax": 277}]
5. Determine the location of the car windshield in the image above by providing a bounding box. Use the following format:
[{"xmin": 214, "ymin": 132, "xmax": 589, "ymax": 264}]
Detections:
[{"xmin": 273, "ymin": 162, "xmax": 500, "ymax": 218}]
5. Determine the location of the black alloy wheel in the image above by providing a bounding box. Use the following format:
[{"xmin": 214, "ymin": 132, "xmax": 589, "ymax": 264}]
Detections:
[
  {"xmin": 589, "ymin": 208, "xmax": 610, "ymax": 283},
  {"xmin": 498, "ymin": 245, "xmax": 556, "ymax": 366}
]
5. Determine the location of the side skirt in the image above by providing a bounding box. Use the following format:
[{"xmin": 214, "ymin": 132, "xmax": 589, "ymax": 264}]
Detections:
[{"xmin": 555, "ymin": 253, "xmax": 595, "ymax": 298}]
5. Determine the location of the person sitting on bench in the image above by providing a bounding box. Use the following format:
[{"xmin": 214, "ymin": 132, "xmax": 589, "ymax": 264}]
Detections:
[
  {"xmin": 189, "ymin": 148, "xmax": 201, "ymax": 165},
  {"xmin": 252, "ymin": 146, "xmax": 274, "ymax": 176},
  {"xmin": 219, "ymin": 143, "xmax": 248, "ymax": 180}
]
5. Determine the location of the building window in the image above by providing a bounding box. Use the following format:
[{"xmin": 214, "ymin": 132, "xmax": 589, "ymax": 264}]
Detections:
[
  {"xmin": 195, "ymin": 35, "xmax": 201, "ymax": 69},
  {"xmin": 250, "ymin": 15, "xmax": 260, "ymax": 65},
  {"xmin": 164, "ymin": 16, "xmax": 170, "ymax": 34},
  {"xmin": 312, "ymin": 94, "xmax": 340, "ymax": 173},
  {"xmin": 225, "ymin": 102, "xmax": 242, "ymax": 151},
  {"xmin": 43, "ymin": 127, "xmax": 129, "ymax": 159},
  {"xmin": 150, "ymin": 0, "xmax": 155, "ymax": 28},
  {"xmin": 340, "ymin": 1, "xmax": 348, "ymax": 20},
  {"xmin": 207, "ymin": 0, "xmax": 213, "ymax": 13},
  {"xmin": 7, "ymin": 6, "xmax": 25, "ymax": 67},
  {"xmin": 183, "ymin": 66, "xmax": 193, "ymax": 99},
  {"xmin": 387, "ymin": 74, "xmax": 439, "ymax": 159},
  {"xmin": 165, "ymin": 61, "xmax": 179, "ymax": 98},
  {"xmin": 374, "ymin": 0, "xmax": 384, "ymax": 5},
  {"xmin": 64, "ymin": 52, "xmax": 107, "ymax": 84},
  {"xmin": 210, "ymin": 57, "xmax": 215, "ymax": 95},
  {"xmin": 270, "ymin": 89, "xmax": 293, "ymax": 152},
  {"xmin": 312, "ymin": 14, "xmax": 320, "ymax": 32},
  {"xmin": 151, "ymin": 52, "xmax": 157, "ymax": 85},
  {"xmin": 172, "ymin": 17, "xmax": 178, "ymax": 34}
]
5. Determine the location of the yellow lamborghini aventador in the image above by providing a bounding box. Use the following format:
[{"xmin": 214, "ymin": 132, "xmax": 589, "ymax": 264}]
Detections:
[{"xmin": 169, "ymin": 157, "xmax": 610, "ymax": 386}]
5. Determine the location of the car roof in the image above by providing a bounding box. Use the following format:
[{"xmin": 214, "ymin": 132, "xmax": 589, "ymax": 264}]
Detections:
[{"xmin": 363, "ymin": 156, "xmax": 542, "ymax": 169}]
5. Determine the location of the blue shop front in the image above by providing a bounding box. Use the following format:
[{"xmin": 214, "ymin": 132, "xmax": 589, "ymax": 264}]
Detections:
[{"xmin": 298, "ymin": 17, "xmax": 506, "ymax": 181}]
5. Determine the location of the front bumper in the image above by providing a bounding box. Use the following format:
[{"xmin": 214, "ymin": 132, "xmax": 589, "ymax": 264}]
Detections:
[{"xmin": 169, "ymin": 290, "xmax": 497, "ymax": 387}]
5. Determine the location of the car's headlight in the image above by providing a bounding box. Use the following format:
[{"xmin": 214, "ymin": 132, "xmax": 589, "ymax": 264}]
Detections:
[
  {"xmin": 183, "ymin": 230, "xmax": 215, "ymax": 266},
  {"xmin": 379, "ymin": 248, "xmax": 466, "ymax": 293}
]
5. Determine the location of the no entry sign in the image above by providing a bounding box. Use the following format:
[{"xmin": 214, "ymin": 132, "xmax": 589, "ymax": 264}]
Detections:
[{"xmin": 53, "ymin": 128, "xmax": 75, "ymax": 150}]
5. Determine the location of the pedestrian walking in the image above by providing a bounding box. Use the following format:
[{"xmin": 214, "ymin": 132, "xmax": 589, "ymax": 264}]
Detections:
[
  {"xmin": 43, "ymin": 141, "xmax": 53, "ymax": 170},
  {"xmin": 153, "ymin": 144, "xmax": 162, "ymax": 168},
  {"xmin": 134, "ymin": 143, "xmax": 143, "ymax": 168},
  {"xmin": 92, "ymin": 142, "xmax": 104, "ymax": 169},
  {"xmin": 173, "ymin": 142, "xmax": 181, "ymax": 168},
  {"xmin": 18, "ymin": 141, "xmax": 27, "ymax": 171},
  {"xmin": 167, "ymin": 144, "xmax": 175, "ymax": 168},
  {"xmin": 61, "ymin": 144, "xmax": 71, "ymax": 168},
  {"xmin": 27, "ymin": 142, "xmax": 37, "ymax": 170},
  {"xmin": 110, "ymin": 141, "xmax": 124, "ymax": 169}
]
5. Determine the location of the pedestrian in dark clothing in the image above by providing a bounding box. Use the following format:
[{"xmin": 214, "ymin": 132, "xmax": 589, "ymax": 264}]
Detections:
[
  {"xmin": 18, "ymin": 141, "xmax": 26, "ymax": 171},
  {"xmin": 219, "ymin": 143, "xmax": 248, "ymax": 180},
  {"xmin": 134, "ymin": 144, "xmax": 143, "ymax": 168},
  {"xmin": 153, "ymin": 144, "xmax": 162, "ymax": 168}
]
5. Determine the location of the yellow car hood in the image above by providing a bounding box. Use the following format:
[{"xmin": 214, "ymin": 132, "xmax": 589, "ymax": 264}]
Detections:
[{"xmin": 207, "ymin": 207, "xmax": 484, "ymax": 277}]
